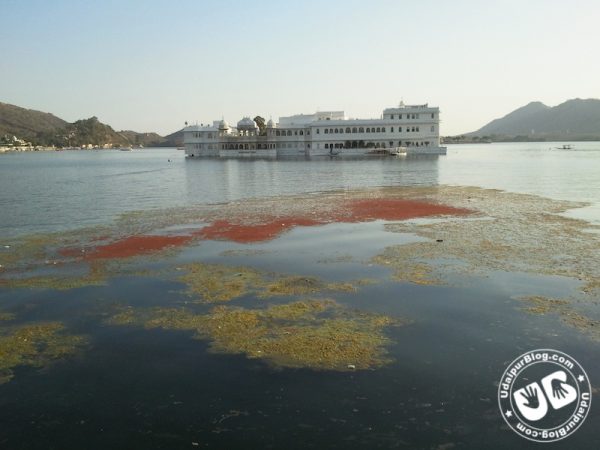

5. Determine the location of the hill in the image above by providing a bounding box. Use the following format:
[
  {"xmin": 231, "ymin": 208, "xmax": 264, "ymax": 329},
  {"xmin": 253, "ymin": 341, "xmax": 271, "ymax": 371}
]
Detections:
[
  {"xmin": 466, "ymin": 98, "xmax": 600, "ymax": 141},
  {"xmin": 63, "ymin": 117, "xmax": 131, "ymax": 147},
  {"xmin": 118, "ymin": 130, "xmax": 166, "ymax": 147},
  {"xmin": 163, "ymin": 129, "xmax": 184, "ymax": 147},
  {"xmin": 0, "ymin": 101, "xmax": 182, "ymax": 148},
  {"xmin": 0, "ymin": 102, "xmax": 68, "ymax": 144}
]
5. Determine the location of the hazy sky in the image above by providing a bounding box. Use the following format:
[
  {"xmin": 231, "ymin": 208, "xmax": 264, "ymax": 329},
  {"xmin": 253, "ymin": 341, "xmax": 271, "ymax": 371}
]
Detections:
[{"xmin": 1, "ymin": 0, "xmax": 598, "ymax": 135}]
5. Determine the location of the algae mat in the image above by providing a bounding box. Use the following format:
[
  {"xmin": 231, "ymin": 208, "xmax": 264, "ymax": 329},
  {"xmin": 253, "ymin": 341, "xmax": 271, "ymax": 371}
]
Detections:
[{"xmin": 107, "ymin": 300, "xmax": 404, "ymax": 371}]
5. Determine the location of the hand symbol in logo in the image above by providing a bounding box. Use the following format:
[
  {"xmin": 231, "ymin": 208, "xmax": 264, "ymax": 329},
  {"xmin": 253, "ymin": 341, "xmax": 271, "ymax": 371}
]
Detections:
[
  {"xmin": 542, "ymin": 370, "xmax": 577, "ymax": 410},
  {"xmin": 551, "ymin": 378, "xmax": 569, "ymax": 400},
  {"xmin": 514, "ymin": 382, "xmax": 548, "ymax": 421},
  {"xmin": 521, "ymin": 385, "xmax": 540, "ymax": 408}
]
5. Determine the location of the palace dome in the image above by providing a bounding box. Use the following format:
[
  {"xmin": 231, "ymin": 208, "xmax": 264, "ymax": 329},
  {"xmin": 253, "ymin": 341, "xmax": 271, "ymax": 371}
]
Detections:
[
  {"xmin": 218, "ymin": 119, "xmax": 230, "ymax": 130},
  {"xmin": 237, "ymin": 117, "xmax": 258, "ymax": 130},
  {"xmin": 267, "ymin": 119, "xmax": 276, "ymax": 128}
]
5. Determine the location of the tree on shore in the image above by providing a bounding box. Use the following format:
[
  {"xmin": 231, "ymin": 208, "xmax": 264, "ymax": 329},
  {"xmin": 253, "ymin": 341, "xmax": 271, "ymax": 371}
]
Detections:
[{"xmin": 254, "ymin": 116, "xmax": 266, "ymax": 135}]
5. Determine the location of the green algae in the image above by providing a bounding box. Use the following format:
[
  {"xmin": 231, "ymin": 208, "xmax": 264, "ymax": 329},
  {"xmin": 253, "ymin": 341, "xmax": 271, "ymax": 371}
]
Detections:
[
  {"xmin": 0, "ymin": 263, "xmax": 108, "ymax": 291},
  {"xmin": 0, "ymin": 322, "xmax": 86, "ymax": 384},
  {"xmin": 178, "ymin": 263, "xmax": 265, "ymax": 302},
  {"xmin": 376, "ymin": 186, "xmax": 600, "ymax": 293},
  {"xmin": 0, "ymin": 312, "xmax": 15, "ymax": 321},
  {"xmin": 178, "ymin": 262, "xmax": 366, "ymax": 303},
  {"xmin": 518, "ymin": 296, "xmax": 569, "ymax": 315},
  {"xmin": 518, "ymin": 295, "xmax": 600, "ymax": 341},
  {"xmin": 107, "ymin": 300, "xmax": 404, "ymax": 371},
  {"xmin": 260, "ymin": 275, "xmax": 356, "ymax": 298}
]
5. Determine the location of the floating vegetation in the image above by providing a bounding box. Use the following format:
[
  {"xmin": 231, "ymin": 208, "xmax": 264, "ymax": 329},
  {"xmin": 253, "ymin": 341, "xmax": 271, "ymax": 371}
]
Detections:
[
  {"xmin": 518, "ymin": 296, "xmax": 569, "ymax": 315},
  {"xmin": 518, "ymin": 295, "xmax": 600, "ymax": 341},
  {"xmin": 178, "ymin": 263, "xmax": 365, "ymax": 303},
  {"xmin": 80, "ymin": 234, "xmax": 195, "ymax": 260},
  {"xmin": 260, "ymin": 275, "xmax": 356, "ymax": 298},
  {"xmin": 0, "ymin": 322, "xmax": 86, "ymax": 384},
  {"xmin": 0, "ymin": 312, "xmax": 15, "ymax": 321},
  {"xmin": 106, "ymin": 300, "xmax": 404, "ymax": 371},
  {"xmin": 2, "ymin": 186, "xmax": 472, "ymax": 294},
  {"xmin": 178, "ymin": 263, "xmax": 264, "ymax": 302},
  {"xmin": 0, "ymin": 233, "xmax": 64, "ymax": 270},
  {"xmin": 0, "ymin": 263, "xmax": 108, "ymax": 291},
  {"xmin": 374, "ymin": 186, "xmax": 600, "ymax": 294}
]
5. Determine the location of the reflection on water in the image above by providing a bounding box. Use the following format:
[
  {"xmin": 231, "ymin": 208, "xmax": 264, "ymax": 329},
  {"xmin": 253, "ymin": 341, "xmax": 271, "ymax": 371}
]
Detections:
[{"xmin": 183, "ymin": 156, "xmax": 441, "ymax": 207}]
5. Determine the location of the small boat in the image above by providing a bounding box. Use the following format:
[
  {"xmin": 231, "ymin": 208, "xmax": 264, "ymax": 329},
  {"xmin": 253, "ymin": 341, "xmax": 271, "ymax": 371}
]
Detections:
[
  {"xmin": 556, "ymin": 144, "xmax": 573, "ymax": 150},
  {"xmin": 390, "ymin": 146, "xmax": 408, "ymax": 156},
  {"xmin": 120, "ymin": 147, "xmax": 133, "ymax": 151}
]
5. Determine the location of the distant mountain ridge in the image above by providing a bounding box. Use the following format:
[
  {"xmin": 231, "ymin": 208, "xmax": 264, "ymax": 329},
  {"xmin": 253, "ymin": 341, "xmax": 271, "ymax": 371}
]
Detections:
[
  {"xmin": 0, "ymin": 102, "xmax": 68, "ymax": 143},
  {"xmin": 468, "ymin": 98, "xmax": 600, "ymax": 140},
  {"xmin": 0, "ymin": 101, "xmax": 182, "ymax": 147}
]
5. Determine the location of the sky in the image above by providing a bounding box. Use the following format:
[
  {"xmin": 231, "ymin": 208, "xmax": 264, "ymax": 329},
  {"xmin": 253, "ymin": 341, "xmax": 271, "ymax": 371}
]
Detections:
[{"xmin": 1, "ymin": 0, "xmax": 599, "ymax": 136}]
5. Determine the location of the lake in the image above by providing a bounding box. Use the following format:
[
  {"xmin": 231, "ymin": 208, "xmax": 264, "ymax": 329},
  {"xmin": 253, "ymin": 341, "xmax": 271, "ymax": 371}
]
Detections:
[{"xmin": 0, "ymin": 143, "xmax": 599, "ymax": 449}]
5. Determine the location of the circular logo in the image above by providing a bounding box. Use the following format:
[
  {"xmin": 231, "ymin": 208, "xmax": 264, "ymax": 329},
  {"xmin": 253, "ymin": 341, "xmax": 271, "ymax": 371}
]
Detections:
[{"xmin": 498, "ymin": 349, "xmax": 592, "ymax": 442}]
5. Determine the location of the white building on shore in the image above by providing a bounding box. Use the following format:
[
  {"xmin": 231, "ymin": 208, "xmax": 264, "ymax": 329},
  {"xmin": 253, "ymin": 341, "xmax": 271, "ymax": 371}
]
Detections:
[{"xmin": 183, "ymin": 102, "xmax": 444, "ymax": 158}]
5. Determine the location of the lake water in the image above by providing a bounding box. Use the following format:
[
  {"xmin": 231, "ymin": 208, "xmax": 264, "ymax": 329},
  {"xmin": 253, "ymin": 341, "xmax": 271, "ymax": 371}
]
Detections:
[
  {"xmin": 1, "ymin": 144, "xmax": 599, "ymax": 449},
  {"xmin": 1, "ymin": 142, "xmax": 599, "ymax": 237}
]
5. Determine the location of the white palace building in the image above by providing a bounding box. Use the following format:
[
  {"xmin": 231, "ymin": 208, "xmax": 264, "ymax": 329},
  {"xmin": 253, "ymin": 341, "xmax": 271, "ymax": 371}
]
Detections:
[{"xmin": 183, "ymin": 102, "xmax": 445, "ymax": 158}]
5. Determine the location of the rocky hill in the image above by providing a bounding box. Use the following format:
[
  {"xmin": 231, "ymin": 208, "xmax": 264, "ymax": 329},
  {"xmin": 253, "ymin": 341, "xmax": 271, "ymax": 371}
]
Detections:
[
  {"xmin": 118, "ymin": 130, "xmax": 166, "ymax": 147},
  {"xmin": 0, "ymin": 102, "xmax": 68, "ymax": 144},
  {"xmin": 0, "ymin": 101, "xmax": 179, "ymax": 147},
  {"xmin": 467, "ymin": 98, "xmax": 600, "ymax": 141}
]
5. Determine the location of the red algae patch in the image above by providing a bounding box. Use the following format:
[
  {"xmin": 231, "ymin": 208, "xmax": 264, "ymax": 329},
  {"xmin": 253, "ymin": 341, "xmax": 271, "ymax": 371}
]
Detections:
[
  {"xmin": 197, "ymin": 217, "xmax": 323, "ymax": 243},
  {"xmin": 344, "ymin": 198, "xmax": 471, "ymax": 222},
  {"xmin": 51, "ymin": 196, "xmax": 472, "ymax": 263},
  {"xmin": 197, "ymin": 201, "xmax": 469, "ymax": 244},
  {"xmin": 83, "ymin": 235, "xmax": 194, "ymax": 260}
]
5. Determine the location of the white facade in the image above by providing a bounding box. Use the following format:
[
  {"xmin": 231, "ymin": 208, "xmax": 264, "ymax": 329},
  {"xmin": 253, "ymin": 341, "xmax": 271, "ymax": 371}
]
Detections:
[{"xmin": 184, "ymin": 103, "xmax": 443, "ymax": 158}]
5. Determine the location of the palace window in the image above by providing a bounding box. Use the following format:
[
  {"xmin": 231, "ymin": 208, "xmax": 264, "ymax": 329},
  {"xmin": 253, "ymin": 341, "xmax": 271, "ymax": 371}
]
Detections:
[
  {"xmin": 359, "ymin": 127, "xmax": 364, "ymax": 132},
  {"xmin": 276, "ymin": 131, "xmax": 280, "ymax": 136},
  {"xmin": 382, "ymin": 127, "xmax": 386, "ymax": 132},
  {"xmin": 352, "ymin": 127, "xmax": 357, "ymax": 133},
  {"xmin": 329, "ymin": 128, "xmax": 333, "ymax": 134},
  {"xmin": 366, "ymin": 128, "xmax": 370, "ymax": 133},
  {"xmin": 416, "ymin": 127, "xmax": 420, "ymax": 132},
  {"xmin": 431, "ymin": 113, "xmax": 435, "ymax": 119},
  {"xmin": 300, "ymin": 130, "xmax": 303, "ymax": 135},
  {"xmin": 346, "ymin": 127, "xmax": 351, "ymax": 133},
  {"xmin": 294, "ymin": 131, "xmax": 297, "ymax": 135},
  {"xmin": 391, "ymin": 115, "xmax": 394, "ymax": 119},
  {"xmin": 316, "ymin": 129, "xmax": 320, "ymax": 134},
  {"xmin": 399, "ymin": 127, "xmax": 402, "ymax": 132},
  {"xmin": 431, "ymin": 126, "xmax": 435, "ymax": 132},
  {"xmin": 324, "ymin": 129, "xmax": 329, "ymax": 134},
  {"xmin": 376, "ymin": 127, "xmax": 381, "ymax": 133},
  {"xmin": 391, "ymin": 127, "xmax": 394, "ymax": 132},
  {"xmin": 399, "ymin": 114, "xmax": 402, "ymax": 119},
  {"xmin": 334, "ymin": 128, "xmax": 338, "ymax": 134},
  {"xmin": 325, "ymin": 143, "xmax": 329, "ymax": 149},
  {"xmin": 287, "ymin": 130, "xmax": 292, "ymax": 136}
]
